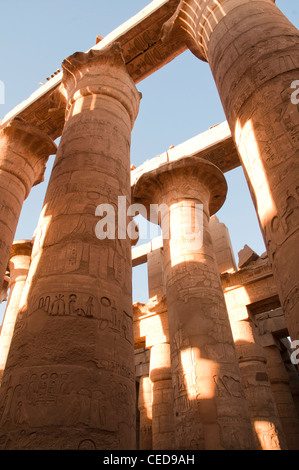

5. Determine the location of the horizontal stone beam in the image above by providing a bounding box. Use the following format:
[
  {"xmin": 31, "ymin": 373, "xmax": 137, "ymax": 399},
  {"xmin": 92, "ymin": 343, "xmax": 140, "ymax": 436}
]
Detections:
[
  {"xmin": 131, "ymin": 122, "xmax": 240, "ymax": 191},
  {"xmin": 1, "ymin": 0, "xmax": 185, "ymax": 140},
  {"xmin": 132, "ymin": 236, "xmax": 163, "ymax": 267}
]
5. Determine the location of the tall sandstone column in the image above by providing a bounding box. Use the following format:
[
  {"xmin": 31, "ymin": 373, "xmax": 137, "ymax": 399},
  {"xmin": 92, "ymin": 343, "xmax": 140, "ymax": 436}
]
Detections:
[
  {"xmin": 0, "ymin": 240, "xmax": 32, "ymax": 383},
  {"xmin": 0, "ymin": 43, "xmax": 141, "ymax": 450},
  {"xmin": 138, "ymin": 375, "xmax": 153, "ymax": 450},
  {"xmin": 163, "ymin": 0, "xmax": 299, "ymax": 340},
  {"xmin": 0, "ymin": 118, "xmax": 56, "ymax": 290},
  {"xmin": 149, "ymin": 342, "xmax": 175, "ymax": 450},
  {"xmin": 264, "ymin": 343, "xmax": 299, "ymax": 450},
  {"xmin": 134, "ymin": 157, "xmax": 255, "ymax": 450},
  {"xmin": 230, "ymin": 319, "xmax": 287, "ymax": 449}
]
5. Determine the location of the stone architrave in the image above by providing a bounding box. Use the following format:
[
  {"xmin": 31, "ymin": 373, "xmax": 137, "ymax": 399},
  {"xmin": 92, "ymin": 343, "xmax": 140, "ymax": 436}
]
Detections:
[
  {"xmin": 162, "ymin": 0, "xmax": 299, "ymax": 341},
  {"xmin": 0, "ymin": 43, "xmax": 141, "ymax": 450},
  {"xmin": 0, "ymin": 118, "xmax": 56, "ymax": 290},
  {"xmin": 134, "ymin": 156, "xmax": 255, "ymax": 450},
  {"xmin": 0, "ymin": 240, "xmax": 33, "ymax": 383}
]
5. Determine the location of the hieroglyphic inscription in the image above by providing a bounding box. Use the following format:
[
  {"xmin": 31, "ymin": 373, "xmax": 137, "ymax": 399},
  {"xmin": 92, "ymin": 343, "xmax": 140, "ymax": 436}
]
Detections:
[{"xmin": 37, "ymin": 293, "xmax": 133, "ymax": 345}]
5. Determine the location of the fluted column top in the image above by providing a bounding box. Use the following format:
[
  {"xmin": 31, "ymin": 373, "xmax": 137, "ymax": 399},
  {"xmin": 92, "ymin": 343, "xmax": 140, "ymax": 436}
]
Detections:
[
  {"xmin": 61, "ymin": 42, "xmax": 142, "ymax": 128},
  {"xmin": 133, "ymin": 155, "xmax": 227, "ymax": 218},
  {"xmin": 162, "ymin": 0, "xmax": 277, "ymax": 61},
  {"xmin": 9, "ymin": 240, "xmax": 33, "ymax": 261},
  {"xmin": 0, "ymin": 117, "xmax": 57, "ymax": 189}
]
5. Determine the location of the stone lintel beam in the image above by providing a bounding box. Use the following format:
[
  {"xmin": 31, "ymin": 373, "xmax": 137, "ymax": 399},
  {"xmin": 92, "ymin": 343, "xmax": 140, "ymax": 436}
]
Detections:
[
  {"xmin": 161, "ymin": 0, "xmax": 299, "ymax": 340},
  {"xmin": 256, "ymin": 307, "xmax": 288, "ymax": 339},
  {"xmin": 131, "ymin": 122, "xmax": 240, "ymax": 190},
  {"xmin": 1, "ymin": 0, "xmax": 185, "ymax": 140},
  {"xmin": 132, "ymin": 236, "xmax": 163, "ymax": 267},
  {"xmin": 133, "ymin": 298, "xmax": 169, "ymax": 349}
]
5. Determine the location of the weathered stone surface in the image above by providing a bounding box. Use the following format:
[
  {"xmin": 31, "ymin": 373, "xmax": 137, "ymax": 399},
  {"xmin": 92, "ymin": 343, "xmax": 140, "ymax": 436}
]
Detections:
[
  {"xmin": 264, "ymin": 343, "xmax": 299, "ymax": 450},
  {"xmin": 0, "ymin": 43, "xmax": 141, "ymax": 450},
  {"xmin": 0, "ymin": 118, "xmax": 56, "ymax": 292},
  {"xmin": 134, "ymin": 156, "xmax": 255, "ymax": 450},
  {"xmin": 162, "ymin": 0, "xmax": 299, "ymax": 341},
  {"xmin": 238, "ymin": 245, "xmax": 259, "ymax": 269},
  {"xmin": 0, "ymin": 240, "xmax": 32, "ymax": 384}
]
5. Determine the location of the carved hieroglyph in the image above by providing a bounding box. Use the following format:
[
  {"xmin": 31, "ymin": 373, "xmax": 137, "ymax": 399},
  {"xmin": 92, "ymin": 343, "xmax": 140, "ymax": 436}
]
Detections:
[
  {"xmin": 0, "ymin": 119, "xmax": 56, "ymax": 292},
  {"xmin": 133, "ymin": 156, "xmax": 255, "ymax": 450},
  {"xmin": 162, "ymin": 0, "xmax": 299, "ymax": 341},
  {"xmin": 0, "ymin": 240, "xmax": 33, "ymax": 384},
  {"xmin": 0, "ymin": 43, "xmax": 141, "ymax": 450}
]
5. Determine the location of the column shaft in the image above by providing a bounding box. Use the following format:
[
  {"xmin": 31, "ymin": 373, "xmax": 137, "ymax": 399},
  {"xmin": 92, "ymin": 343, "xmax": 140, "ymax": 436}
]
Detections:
[
  {"xmin": 163, "ymin": 0, "xmax": 299, "ymax": 340},
  {"xmin": 230, "ymin": 319, "xmax": 286, "ymax": 449},
  {"xmin": 0, "ymin": 119, "xmax": 56, "ymax": 291},
  {"xmin": 150, "ymin": 343, "xmax": 175, "ymax": 450},
  {"xmin": 0, "ymin": 241, "xmax": 32, "ymax": 383},
  {"xmin": 0, "ymin": 44, "xmax": 141, "ymax": 450},
  {"xmin": 134, "ymin": 157, "xmax": 255, "ymax": 450}
]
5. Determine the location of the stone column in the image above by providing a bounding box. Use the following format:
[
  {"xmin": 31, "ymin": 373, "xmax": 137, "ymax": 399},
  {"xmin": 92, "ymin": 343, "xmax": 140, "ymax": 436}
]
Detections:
[
  {"xmin": 163, "ymin": 0, "xmax": 299, "ymax": 341},
  {"xmin": 0, "ymin": 240, "xmax": 32, "ymax": 383},
  {"xmin": 0, "ymin": 43, "xmax": 141, "ymax": 450},
  {"xmin": 0, "ymin": 118, "xmax": 56, "ymax": 290},
  {"xmin": 134, "ymin": 157, "xmax": 255, "ymax": 450},
  {"xmin": 230, "ymin": 319, "xmax": 287, "ymax": 449},
  {"xmin": 138, "ymin": 376, "xmax": 153, "ymax": 450},
  {"xmin": 264, "ymin": 342, "xmax": 299, "ymax": 450},
  {"xmin": 147, "ymin": 248, "xmax": 165, "ymax": 299},
  {"xmin": 150, "ymin": 342, "xmax": 175, "ymax": 450}
]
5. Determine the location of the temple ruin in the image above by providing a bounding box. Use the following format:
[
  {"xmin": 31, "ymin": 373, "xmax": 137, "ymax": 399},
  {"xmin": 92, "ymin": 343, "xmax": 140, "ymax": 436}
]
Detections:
[{"xmin": 0, "ymin": 0, "xmax": 298, "ymax": 451}]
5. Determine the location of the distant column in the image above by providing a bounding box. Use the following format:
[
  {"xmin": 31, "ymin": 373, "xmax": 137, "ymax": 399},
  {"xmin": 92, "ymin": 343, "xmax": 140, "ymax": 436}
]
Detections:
[
  {"xmin": 264, "ymin": 343, "xmax": 299, "ymax": 450},
  {"xmin": 163, "ymin": 0, "xmax": 299, "ymax": 340},
  {"xmin": 150, "ymin": 342, "xmax": 175, "ymax": 450},
  {"xmin": 134, "ymin": 156, "xmax": 255, "ymax": 450},
  {"xmin": 231, "ymin": 319, "xmax": 287, "ymax": 449},
  {"xmin": 0, "ymin": 118, "xmax": 56, "ymax": 290},
  {"xmin": 0, "ymin": 240, "xmax": 32, "ymax": 383},
  {"xmin": 138, "ymin": 376, "xmax": 153, "ymax": 450},
  {"xmin": 0, "ymin": 43, "xmax": 141, "ymax": 450}
]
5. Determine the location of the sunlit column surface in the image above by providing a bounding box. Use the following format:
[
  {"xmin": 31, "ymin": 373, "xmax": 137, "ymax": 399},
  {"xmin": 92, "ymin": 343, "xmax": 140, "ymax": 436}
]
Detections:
[
  {"xmin": 134, "ymin": 156, "xmax": 255, "ymax": 450},
  {"xmin": 264, "ymin": 343, "xmax": 299, "ymax": 450},
  {"xmin": 0, "ymin": 119, "xmax": 56, "ymax": 291},
  {"xmin": 0, "ymin": 240, "xmax": 32, "ymax": 384},
  {"xmin": 0, "ymin": 43, "xmax": 141, "ymax": 450},
  {"xmin": 230, "ymin": 319, "xmax": 287, "ymax": 449},
  {"xmin": 138, "ymin": 375, "xmax": 153, "ymax": 450},
  {"xmin": 163, "ymin": 0, "xmax": 299, "ymax": 341},
  {"xmin": 150, "ymin": 342, "xmax": 175, "ymax": 450}
]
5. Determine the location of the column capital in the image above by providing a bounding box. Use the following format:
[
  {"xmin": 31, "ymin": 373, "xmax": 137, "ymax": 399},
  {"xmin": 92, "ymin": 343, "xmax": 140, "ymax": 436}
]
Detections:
[
  {"xmin": 61, "ymin": 42, "xmax": 142, "ymax": 128},
  {"xmin": 0, "ymin": 117, "xmax": 57, "ymax": 192},
  {"xmin": 162, "ymin": 0, "xmax": 277, "ymax": 62},
  {"xmin": 133, "ymin": 156, "xmax": 227, "ymax": 218},
  {"xmin": 9, "ymin": 239, "xmax": 33, "ymax": 261}
]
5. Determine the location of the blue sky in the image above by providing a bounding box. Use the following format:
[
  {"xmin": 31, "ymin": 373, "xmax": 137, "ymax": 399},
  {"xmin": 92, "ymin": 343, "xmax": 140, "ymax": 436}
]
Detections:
[{"xmin": 0, "ymin": 0, "xmax": 298, "ymax": 320}]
